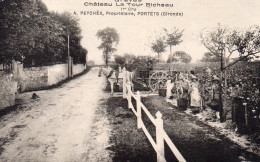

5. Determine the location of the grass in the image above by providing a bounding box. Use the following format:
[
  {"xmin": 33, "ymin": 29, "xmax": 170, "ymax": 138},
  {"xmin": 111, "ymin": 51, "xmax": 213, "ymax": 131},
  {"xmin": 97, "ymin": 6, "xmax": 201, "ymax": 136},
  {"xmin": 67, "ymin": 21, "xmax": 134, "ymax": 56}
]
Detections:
[
  {"xmin": 103, "ymin": 80, "xmax": 155, "ymax": 161},
  {"xmin": 106, "ymin": 97, "xmax": 157, "ymax": 162}
]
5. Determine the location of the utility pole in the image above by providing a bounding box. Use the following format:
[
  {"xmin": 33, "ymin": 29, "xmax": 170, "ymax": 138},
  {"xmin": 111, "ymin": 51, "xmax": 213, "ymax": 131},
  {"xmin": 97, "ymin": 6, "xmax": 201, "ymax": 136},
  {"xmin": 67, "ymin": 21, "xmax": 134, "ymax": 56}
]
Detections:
[{"xmin": 68, "ymin": 35, "xmax": 71, "ymax": 78}]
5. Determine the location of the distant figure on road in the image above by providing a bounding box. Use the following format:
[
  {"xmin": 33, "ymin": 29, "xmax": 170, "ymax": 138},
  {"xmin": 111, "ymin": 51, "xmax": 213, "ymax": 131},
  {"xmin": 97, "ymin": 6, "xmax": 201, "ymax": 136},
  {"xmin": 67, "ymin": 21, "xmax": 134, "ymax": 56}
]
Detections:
[
  {"xmin": 98, "ymin": 67, "xmax": 102, "ymax": 77},
  {"xmin": 32, "ymin": 93, "xmax": 40, "ymax": 99}
]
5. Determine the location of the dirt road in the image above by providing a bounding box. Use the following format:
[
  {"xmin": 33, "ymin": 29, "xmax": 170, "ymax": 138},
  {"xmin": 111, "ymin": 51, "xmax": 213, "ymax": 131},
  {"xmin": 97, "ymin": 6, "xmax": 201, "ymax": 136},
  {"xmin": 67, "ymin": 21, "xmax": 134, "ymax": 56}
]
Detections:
[{"xmin": 0, "ymin": 68, "xmax": 113, "ymax": 161}]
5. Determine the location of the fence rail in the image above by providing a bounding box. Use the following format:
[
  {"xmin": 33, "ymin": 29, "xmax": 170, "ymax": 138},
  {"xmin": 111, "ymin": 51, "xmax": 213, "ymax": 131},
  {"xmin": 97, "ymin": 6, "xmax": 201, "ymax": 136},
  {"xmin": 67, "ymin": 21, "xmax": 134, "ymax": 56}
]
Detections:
[{"xmin": 122, "ymin": 69, "xmax": 186, "ymax": 162}]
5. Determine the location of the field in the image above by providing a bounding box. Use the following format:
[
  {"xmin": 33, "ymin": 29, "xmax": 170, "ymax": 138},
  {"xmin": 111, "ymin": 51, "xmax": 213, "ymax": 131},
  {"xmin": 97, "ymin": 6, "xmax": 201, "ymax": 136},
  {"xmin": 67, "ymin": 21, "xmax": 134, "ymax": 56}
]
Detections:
[{"xmin": 133, "ymin": 61, "xmax": 260, "ymax": 132}]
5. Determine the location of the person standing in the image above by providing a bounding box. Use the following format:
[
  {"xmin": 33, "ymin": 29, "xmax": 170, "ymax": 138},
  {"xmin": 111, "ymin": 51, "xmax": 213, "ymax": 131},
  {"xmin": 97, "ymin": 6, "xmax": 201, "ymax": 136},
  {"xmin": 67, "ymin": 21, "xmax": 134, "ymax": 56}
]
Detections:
[
  {"xmin": 230, "ymin": 82, "xmax": 245, "ymax": 134},
  {"xmin": 177, "ymin": 73, "xmax": 190, "ymax": 110},
  {"xmin": 189, "ymin": 75, "xmax": 202, "ymax": 113},
  {"xmin": 181, "ymin": 74, "xmax": 190, "ymax": 99},
  {"xmin": 209, "ymin": 75, "xmax": 221, "ymax": 120},
  {"xmin": 166, "ymin": 75, "xmax": 174, "ymax": 99},
  {"xmin": 201, "ymin": 67, "xmax": 213, "ymax": 109}
]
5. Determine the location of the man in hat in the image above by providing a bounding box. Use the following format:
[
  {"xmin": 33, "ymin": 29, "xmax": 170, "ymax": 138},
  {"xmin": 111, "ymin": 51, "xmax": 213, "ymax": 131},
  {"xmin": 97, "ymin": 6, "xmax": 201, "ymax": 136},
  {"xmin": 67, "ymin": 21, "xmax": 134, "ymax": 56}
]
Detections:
[
  {"xmin": 176, "ymin": 73, "xmax": 190, "ymax": 110},
  {"xmin": 209, "ymin": 75, "xmax": 221, "ymax": 120},
  {"xmin": 201, "ymin": 67, "xmax": 213, "ymax": 109},
  {"xmin": 230, "ymin": 81, "xmax": 245, "ymax": 134},
  {"xmin": 182, "ymin": 75, "xmax": 190, "ymax": 99}
]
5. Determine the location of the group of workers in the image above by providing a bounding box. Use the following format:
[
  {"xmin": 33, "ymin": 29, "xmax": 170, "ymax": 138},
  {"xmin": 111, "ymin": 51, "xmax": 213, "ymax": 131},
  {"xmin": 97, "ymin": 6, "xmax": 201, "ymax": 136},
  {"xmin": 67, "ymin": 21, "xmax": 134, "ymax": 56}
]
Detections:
[
  {"xmin": 166, "ymin": 67, "xmax": 259, "ymax": 133},
  {"xmin": 166, "ymin": 68, "xmax": 221, "ymax": 116}
]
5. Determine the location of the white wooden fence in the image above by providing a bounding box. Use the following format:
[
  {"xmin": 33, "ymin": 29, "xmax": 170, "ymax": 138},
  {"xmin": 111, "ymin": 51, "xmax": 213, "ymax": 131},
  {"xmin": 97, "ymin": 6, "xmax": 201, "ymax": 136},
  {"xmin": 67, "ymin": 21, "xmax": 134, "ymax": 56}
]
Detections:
[{"xmin": 122, "ymin": 69, "xmax": 186, "ymax": 162}]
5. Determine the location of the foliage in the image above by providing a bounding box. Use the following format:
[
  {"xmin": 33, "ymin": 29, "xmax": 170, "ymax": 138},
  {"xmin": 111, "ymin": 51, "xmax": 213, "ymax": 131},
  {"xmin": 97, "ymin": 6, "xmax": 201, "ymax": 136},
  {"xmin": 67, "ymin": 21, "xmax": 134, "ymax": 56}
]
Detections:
[
  {"xmin": 114, "ymin": 53, "xmax": 157, "ymax": 71},
  {"xmin": 201, "ymin": 52, "xmax": 221, "ymax": 62},
  {"xmin": 96, "ymin": 27, "xmax": 119, "ymax": 66},
  {"xmin": 114, "ymin": 54, "xmax": 126, "ymax": 65},
  {"xmin": 200, "ymin": 24, "xmax": 260, "ymax": 120},
  {"xmin": 0, "ymin": 0, "xmax": 87, "ymax": 66},
  {"xmin": 200, "ymin": 24, "xmax": 260, "ymax": 70},
  {"xmin": 200, "ymin": 25, "xmax": 227, "ymax": 58},
  {"xmin": 51, "ymin": 12, "xmax": 87, "ymax": 64},
  {"xmin": 225, "ymin": 25, "xmax": 260, "ymax": 68},
  {"xmin": 130, "ymin": 55, "xmax": 157, "ymax": 71},
  {"xmin": 167, "ymin": 51, "xmax": 192, "ymax": 63},
  {"xmin": 151, "ymin": 38, "xmax": 166, "ymax": 62},
  {"xmin": 163, "ymin": 28, "xmax": 184, "ymax": 55}
]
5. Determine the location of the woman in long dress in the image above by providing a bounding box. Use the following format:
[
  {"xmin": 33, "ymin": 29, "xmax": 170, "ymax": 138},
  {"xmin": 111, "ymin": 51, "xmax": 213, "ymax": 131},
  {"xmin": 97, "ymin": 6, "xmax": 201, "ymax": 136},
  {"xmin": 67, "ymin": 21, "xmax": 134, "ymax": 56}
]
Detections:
[
  {"xmin": 166, "ymin": 75, "xmax": 174, "ymax": 99},
  {"xmin": 190, "ymin": 75, "xmax": 202, "ymax": 112}
]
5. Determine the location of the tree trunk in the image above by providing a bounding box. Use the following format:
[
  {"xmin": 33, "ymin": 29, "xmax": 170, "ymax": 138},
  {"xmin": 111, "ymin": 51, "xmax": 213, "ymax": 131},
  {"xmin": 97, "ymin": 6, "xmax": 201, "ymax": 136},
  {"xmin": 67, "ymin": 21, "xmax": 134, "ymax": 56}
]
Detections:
[
  {"xmin": 170, "ymin": 45, "xmax": 172, "ymax": 63},
  {"xmin": 105, "ymin": 53, "xmax": 108, "ymax": 67},
  {"xmin": 158, "ymin": 53, "xmax": 160, "ymax": 64},
  {"xmin": 223, "ymin": 50, "xmax": 227, "ymax": 122},
  {"xmin": 219, "ymin": 49, "xmax": 225, "ymax": 122},
  {"xmin": 220, "ymin": 69, "xmax": 224, "ymax": 122}
]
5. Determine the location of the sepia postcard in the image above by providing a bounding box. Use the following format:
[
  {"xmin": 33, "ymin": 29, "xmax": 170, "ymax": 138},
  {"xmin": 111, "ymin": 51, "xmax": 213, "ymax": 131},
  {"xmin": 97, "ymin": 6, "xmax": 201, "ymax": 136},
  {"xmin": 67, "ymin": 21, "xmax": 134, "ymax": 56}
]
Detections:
[{"xmin": 0, "ymin": 0, "xmax": 259, "ymax": 161}]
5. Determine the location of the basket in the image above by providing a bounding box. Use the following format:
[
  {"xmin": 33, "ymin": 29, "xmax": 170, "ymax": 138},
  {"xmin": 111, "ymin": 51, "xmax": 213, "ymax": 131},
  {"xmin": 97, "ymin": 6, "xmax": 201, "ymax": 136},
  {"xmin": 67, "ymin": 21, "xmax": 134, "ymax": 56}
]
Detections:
[{"xmin": 158, "ymin": 88, "xmax": 167, "ymax": 97}]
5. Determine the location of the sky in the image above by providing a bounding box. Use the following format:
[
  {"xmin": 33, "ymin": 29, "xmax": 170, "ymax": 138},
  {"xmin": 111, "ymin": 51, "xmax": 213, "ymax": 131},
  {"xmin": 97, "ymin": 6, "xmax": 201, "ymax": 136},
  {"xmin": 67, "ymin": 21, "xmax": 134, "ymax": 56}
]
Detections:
[{"xmin": 42, "ymin": 0, "xmax": 260, "ymax": 64}]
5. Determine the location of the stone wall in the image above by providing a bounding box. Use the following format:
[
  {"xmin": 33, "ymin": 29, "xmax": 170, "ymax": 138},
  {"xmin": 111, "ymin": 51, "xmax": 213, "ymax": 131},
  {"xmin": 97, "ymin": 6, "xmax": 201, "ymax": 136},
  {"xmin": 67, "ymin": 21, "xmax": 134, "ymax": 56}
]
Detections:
[
  {"xmin": 21, "ymin": 63, "xmax": 85, "ymax": 91},
  {"xmin": 73, "ymin": 64, "xmax": 86, "ymax": 76},
  {"xmin": 0, "ymin": 74, "xmax": 17, "ymax": 110},
  {"xmin": 21, "ymin": 67, "xmax": 48, "ymax": 92},
  {"xmin": 47, "ymin": 64, "xmax": 68, "ymax": 86},
  {"xmin": 0, "ymin": 63, "xmax": 85, "ymax": 109}
]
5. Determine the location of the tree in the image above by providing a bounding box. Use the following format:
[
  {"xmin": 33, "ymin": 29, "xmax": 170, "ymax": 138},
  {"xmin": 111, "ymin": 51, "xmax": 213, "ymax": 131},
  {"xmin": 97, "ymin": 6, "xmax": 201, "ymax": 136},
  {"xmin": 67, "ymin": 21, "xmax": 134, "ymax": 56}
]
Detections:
[
  {"xmin": 167, "ymin": 51, "xmax": 192, "ymax": 63},
  {"xmin": 131, "ymin": 55, "xmax": 156, "ymax": 71},
  {"xmin": 0, "ymin": 0, "xmax": 63, "ymax": 64},
  {"xmin": 163, "ymin": 28, "xmax": 184, "ymax": 61},
  {"xmin": 151, "ymin": 38, "xmax": 166, "ymax": 62},
  {"xmin": 114, "ymin": 54, "xmax": 125, "ymax": 66},
  {"xmin": 123, "ymin": 53, "xmax": 136, "ymax": 65},
  {"xmin": 201, "ymin": 52, "xmax": 221, "ymax": 62},
  {"xmin": 114, "ymin": 53, "xmax": 137, "ymax": 70},
  {"xmin": 200, "ymin": 24, "xmax": 260, "ymax": 121},
  {"xmin": 0, "ymin": 0, "xmax": 87, "ymax": 66},
  {"xmin": 96, "ymin": 27, "xmax": 119, "ymax": 66},
  {"xmin": 78, "ymin": 48, "xmax": 88, "ymax": 65},
  {"xmin": 51, "ymin": 12, "xmax": 87, "ymax": 64},
  {"xmin": 225, "ymin": 25, "xmax": 260, "ymax": 68},
  {"xmin": 114, "ymin": 54, "xmax": 157, "ymax": 71},
  {"xmin": 201, "ymin": 24, "xmax": 232, "ymax": 122}
]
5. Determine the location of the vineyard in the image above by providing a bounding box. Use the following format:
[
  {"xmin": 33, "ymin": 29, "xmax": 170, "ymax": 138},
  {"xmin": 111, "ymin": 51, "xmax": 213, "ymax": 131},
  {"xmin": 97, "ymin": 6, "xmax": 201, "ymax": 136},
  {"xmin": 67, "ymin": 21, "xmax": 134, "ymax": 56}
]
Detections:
[
  {"xmin": 154, "ymin": 62, "xmax": 260, "ymax": 86},
  {"xmin": 156, "ymin": 61, "xmax": 260, "ymax": 96},
  {"xmin": 136, "ymin": 61, "xmax": 260, "ymax": 132}
]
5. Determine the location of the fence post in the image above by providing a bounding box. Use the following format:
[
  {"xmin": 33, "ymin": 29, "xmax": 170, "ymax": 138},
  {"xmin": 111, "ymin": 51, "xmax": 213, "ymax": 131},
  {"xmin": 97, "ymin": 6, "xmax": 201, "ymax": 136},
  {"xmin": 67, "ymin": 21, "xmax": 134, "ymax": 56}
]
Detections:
[
  {"xmin": 127, "ymin": 83, "xmax": 131, "ymax": 109},
  {"xmin": 12, "ymin": 60, "xmax": 18, "ymax": 79},
  {"xmin": 123, "ymin": 68, "xmax": 127, "ymax": 99},
  {"xmin": 131, "ymin": 81, "xmax": 134, "ymax": 92},
  {"xmin": 156, "ymin": 111, "xmax": 166, "ymax": 162},
  {"xmin": 136, "ymin": 91, "xmax": 141, "ymax": 129}
]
